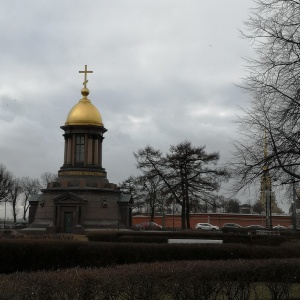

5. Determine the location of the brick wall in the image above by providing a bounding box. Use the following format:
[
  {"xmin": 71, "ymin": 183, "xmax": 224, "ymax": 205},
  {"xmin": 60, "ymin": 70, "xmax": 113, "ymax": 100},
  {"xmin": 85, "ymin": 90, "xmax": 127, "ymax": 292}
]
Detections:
[{"xmin": 133, "ymin": 213, "xmax": 292, "ymax": 228}]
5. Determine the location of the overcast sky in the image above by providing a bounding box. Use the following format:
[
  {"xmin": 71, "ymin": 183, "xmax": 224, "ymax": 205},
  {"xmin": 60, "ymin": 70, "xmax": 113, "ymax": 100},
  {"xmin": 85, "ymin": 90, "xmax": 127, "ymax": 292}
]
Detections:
[{"xmin": 1, "ymin": 0, "xmax": 277, "ymax": 213}]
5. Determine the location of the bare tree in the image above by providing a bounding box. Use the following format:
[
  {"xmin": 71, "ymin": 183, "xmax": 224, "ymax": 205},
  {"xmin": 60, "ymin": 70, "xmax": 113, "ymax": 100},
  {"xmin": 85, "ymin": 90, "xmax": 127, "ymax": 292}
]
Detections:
[
  {"xmin": 7, "ymin": 178, "xmax": 23, "ymax": 224},
  {"xmin": 120, "ymin": 174, "xmax": 164, "ymax": 218},
  {"xmin": 215, "ymin": 196, "xmax": 241, "ymax": 213},
  {"xmin": 252, "ymin": 200, "xmax": 264, "ymax": 214},
  {"xmin": 40, "ymin": 172, "xmax": 57, "ymax": 189},
  {"xmin": 0, "ymin": 163, "xmax": 13, "ymax": 202},
  {"xmin": 134, "ymin": 141, "xmax": 229, "ymax": 229},
  {"xmin": 231, "ymin": 0, "xmax": 300, "ymax": 194},
  {"xmin": 225, "ymin": 198, "xmax": 241, "ymax": 213},
  {"xmin": 119, "ymin": 176, "xmax": 145, "ymax": 214},
  {"xmin": 137, "ymin": 175, "xmax": 164, "ymax": 221},
  {"xmin": 20, "ymin": 177, "xmax": 41, "ymax": 220}
]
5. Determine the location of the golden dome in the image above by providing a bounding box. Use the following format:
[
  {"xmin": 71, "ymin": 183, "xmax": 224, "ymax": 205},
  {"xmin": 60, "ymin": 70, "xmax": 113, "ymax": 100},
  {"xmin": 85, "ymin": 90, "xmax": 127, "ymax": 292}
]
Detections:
[{"xmin": 65, "ymin": 88, "xmax": 103, "ymax": 126}]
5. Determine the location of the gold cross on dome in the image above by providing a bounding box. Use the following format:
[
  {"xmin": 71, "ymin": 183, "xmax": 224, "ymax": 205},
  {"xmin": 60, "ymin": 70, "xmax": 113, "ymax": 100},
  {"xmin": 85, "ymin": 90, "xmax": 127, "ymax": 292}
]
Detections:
[{"xmin": 79, "ymin": 65, "xmax": 93, "ymax": 88}]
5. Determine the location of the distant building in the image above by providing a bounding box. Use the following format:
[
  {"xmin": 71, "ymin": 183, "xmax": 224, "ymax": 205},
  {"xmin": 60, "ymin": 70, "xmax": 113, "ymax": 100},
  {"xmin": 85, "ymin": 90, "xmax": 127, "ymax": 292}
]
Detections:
[
  {"xmin": 29, "ymin": 66, "xmax": 132, "ymax": 233},
  {"xmin": 259, "ymin": 130, "xmax": 283, "ymax": 226},
  {"xmin": 239, "ymin": 203, "xmax": 251, "ymax": 214}
]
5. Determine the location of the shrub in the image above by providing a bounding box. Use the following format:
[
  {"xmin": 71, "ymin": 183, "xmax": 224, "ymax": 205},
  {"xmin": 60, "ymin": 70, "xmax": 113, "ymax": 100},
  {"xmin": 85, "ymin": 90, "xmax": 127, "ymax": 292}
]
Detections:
[
  {"xmin": 86, "ymin": 230, "xmax": 289, "ymax": 246},
  {"xmin": 87, "ymin": 230, "xmax": 119, "ymax": 242},
  {"xmin": 1, "ymin": 240, "xmax": 300, "ymax": 273},
  {"xmin": 1, "ymin": 260, "xmax": 300, "ymax": 299},
  {"xmin": 117, "ymin": 235, "xmax": 167, "ymax": 243}
]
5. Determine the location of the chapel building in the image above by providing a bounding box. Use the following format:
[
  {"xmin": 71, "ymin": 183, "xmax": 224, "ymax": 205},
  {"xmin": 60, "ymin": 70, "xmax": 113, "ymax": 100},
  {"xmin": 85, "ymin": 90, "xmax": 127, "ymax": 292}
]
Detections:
[{"xmin": 29, "ymin": 66, "xmax": 132, "ymax": 233}]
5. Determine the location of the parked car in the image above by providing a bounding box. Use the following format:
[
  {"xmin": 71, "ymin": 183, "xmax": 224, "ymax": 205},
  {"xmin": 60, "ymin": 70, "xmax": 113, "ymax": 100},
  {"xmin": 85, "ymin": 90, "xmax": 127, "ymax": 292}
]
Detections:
[
  {"xmin": 132, "ymin": 223, "xmax": 142, "ymax": 230},
  {"xmin": 222, "ymin": 223, "xmax": 242, "ymax": 233},
  {"xmin": 273, "ymin": 225, "xmax": 287, "ymax": 230},
  {"xmin": 246, "ymin": 225, "xmax": 266, "ymax": 230},
  {"xmin": 195, "ymin": 223, "xmax": 219, "ymax": 231},
  {"xmin": 139, "ymin": 222, "xmax": 162, "ymax": 230},
  {"xmin": 245, "ymin": 225, "xmax": 266, "ymax": 235},
  {"xmin": 222, "ymin": 223, "xmax": 242, "ymax": 229}
]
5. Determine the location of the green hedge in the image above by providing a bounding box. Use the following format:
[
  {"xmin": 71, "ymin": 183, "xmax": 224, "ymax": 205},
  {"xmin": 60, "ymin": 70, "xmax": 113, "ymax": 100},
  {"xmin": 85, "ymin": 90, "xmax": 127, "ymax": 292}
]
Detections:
[
  {"xmin": 1, "ymin": 240, "xmax": 300, "ymax": 273},
  {"xmin": 87, "ymin": 230, "xmax": 289, "ymax": 245},
  {"xmin": 1, "ymin": 259, "xmax": 300, "ymax": 299}
]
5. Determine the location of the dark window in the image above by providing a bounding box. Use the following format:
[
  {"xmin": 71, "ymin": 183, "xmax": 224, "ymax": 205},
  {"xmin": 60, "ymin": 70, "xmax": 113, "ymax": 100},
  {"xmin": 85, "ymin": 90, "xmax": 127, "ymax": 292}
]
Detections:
[{"xmin": 75, "ymin": 135, "xmax": 85, "ymax": 163}]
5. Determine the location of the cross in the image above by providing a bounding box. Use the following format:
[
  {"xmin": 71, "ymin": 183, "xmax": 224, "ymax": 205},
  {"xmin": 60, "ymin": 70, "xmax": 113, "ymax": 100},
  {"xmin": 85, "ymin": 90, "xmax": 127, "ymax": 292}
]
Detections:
[{"xmin": 79, "ymin": 65, "xmax": 93, "ymax": 88}]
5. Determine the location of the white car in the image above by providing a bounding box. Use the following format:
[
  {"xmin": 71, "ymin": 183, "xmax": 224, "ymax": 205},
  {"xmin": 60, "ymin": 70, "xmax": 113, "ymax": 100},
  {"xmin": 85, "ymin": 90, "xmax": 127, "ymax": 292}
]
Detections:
[{"xmin": 195, "ymin": 223, "xmax": 219, "ymax": 231}]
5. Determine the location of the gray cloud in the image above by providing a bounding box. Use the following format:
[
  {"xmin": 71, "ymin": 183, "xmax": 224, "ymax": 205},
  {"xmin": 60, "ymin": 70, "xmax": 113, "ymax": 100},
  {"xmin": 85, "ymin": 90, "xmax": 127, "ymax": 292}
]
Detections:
[{"xmin": 0, "ymin": 0, "xmax": 254, "ymax": 189}]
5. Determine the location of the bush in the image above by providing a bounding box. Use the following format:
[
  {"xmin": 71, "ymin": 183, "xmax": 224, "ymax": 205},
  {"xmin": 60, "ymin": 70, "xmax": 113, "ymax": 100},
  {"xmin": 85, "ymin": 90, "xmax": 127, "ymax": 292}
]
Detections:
[
  {"xmin": 86, "ymin": 230, "xmax": 225, "ymax": 242},
  {"xmin": 223, "ymin": 234, "xmax": 288, "ymax": 246},
  {"xmin": 86, "ymin": 230, "xmax": 289, "ymax": 246},
  {"xmin": 87, "ymin": 230, "xmax": 119, "ymax": 242},
  {"xmin": 1, "ymin": 239, "xmax": 300, "ymax": 273},
  {"xmin": 1, "ymin": 260, "xmax": 300, "ymax": 299},
  {"xmin": 117, "ymin": 235, "xmax": 168, "ymax": 243}
]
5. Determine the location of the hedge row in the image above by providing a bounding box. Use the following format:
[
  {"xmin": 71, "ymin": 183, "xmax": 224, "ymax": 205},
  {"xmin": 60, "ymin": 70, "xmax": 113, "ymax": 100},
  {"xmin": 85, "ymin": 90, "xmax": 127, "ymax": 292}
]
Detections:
[
  {"xmin": 86, "ymin": 230, "xmax": 290, "ymax": 245},
  {"xmin": 1, "ymin": 259, "xmax": 300, "ymax": 299},
  {"xmin": 1, "ymin": 240, "xmax": 300, "ymax": 273}
]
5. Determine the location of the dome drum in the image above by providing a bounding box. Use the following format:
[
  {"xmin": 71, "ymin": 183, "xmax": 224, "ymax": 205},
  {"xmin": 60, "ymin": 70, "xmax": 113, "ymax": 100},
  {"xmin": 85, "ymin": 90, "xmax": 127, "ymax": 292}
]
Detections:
[{"xmin": 60, "ymin": 91, "xmax": 107, "ymax": 177}]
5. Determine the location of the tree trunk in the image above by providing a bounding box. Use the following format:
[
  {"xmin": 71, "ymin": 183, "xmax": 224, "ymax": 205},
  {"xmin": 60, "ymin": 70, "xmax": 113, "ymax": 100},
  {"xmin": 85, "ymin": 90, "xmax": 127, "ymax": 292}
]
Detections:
[
  {"xmin": 179, "ymin": 170, "xmax": 186, "ymax": 229},
  {"xmin": 184, "ymin": 173, "xmax": 190, "ymax": 229},
  {"xmin": 181, "ymin": 202, "xmax": 186, "ymax": 229},
  {"xmin": 23, "ymin": 202, "xmax": 27, "ymax": 221},
  {"xmin": 12, "ymin": 199, "xmax": 17, "ymax": 224},
  {"xmin": 186, "ymin": 203, "xmax": 190, "ymax": 229},
  {"xmin": 150, "ymin": 204, "xmax": 155, "ymax": 222}
]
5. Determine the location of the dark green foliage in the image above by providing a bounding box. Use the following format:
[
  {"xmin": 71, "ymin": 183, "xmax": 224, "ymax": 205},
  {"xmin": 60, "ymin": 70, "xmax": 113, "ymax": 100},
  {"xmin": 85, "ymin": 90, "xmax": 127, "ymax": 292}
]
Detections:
[
  {"xmin": 1, "ymin": 239, "xmax": 300, "ymax": 273},
  {"xmin": 223, "ymin": 234, "xmax": 288, "ymax": 246},
  {"xmin": 279, "ymin": 230, "xmax": 300, "ymax": 239},
  {"xmin": 87, "ymin": 230, "xmax": 119, "ymax": 242},
  {"xmin": 117, "ymin": 235, "xmax": 168, "ymax": 243},
  {"xmin": 1, "ymin": 260, "xmax": 300, "ymax": 299},
  {"xmin": 87, "ymin": 229, "xmax": 289, "ymax": 246}
]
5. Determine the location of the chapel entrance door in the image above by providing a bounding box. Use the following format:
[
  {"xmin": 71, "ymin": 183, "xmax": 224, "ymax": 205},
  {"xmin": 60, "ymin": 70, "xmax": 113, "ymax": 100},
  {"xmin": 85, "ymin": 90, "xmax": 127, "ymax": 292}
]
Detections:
[{"xmin": 64, "ymin": 212, "xmax": 74, "ymax": 233}]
